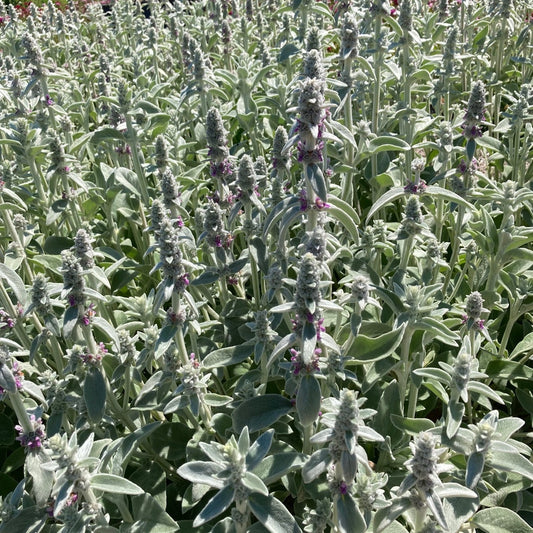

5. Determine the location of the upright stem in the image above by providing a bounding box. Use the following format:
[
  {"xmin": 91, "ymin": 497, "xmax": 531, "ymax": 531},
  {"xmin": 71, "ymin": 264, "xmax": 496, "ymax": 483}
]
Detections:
[
  {"xmin": 304, "ymin": 165, "xmax": 318, "ymax": 232},
  {"xmin": 122, "ymin": 365, "xmax": 132, "ymax": 411},
  {"xmin": 401, "ymin": 37, "xmax": 412, "ymax": 185},
  {"xmin": 245, "ymin": 205, "xmax": 261, "ymax": 308},
  {"xmin": 27, "ymin": 157, "xmax": 46, "ymax": 208},
  {"xmin": 398, "ymin": 326, "xmax": 414, "ymax": 407},
  {"xmin": 399, "ymin": 235, "xmax": 414, "ymax": 273},
  {"xmin": 302, "ymin": 423, "xmax": 313, "ymax": 455},
  {"xmin": 442, "ymin": 205, "xmax": 465, "ymax": 297},
  {"xmin": 341, "ymin": 57, "xmax": 355, "ymax": 205},
  {"xmin": 172, "ymin": 292, "xmax": 189, "ymax": 366},
  {"xmin": 125, "ymin": 114, "xmax": 150, "ymax": 208},
  {"xmin": 371, "ymin": 15, "xmax": 383, "ymax": 201}
]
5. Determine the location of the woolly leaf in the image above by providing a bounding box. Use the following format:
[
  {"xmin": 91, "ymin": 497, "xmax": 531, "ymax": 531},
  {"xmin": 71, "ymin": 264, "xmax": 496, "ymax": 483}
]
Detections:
[{"xmin": 233, "ymin": 395, "xmax": 293, "ymax": 434}]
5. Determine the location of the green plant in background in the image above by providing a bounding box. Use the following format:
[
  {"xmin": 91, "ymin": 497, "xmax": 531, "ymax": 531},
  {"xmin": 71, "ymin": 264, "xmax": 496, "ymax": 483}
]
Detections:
[{"xmin": 0, "ymin": 0, "xmax": 533, "ymax": 532}]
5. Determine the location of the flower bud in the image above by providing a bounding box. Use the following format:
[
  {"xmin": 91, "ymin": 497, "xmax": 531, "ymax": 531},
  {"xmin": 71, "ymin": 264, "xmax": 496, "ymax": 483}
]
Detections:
[
  {"xmin": 118, "ymin": 330, "xmax": 138, "ymax": 364},
  {"xmin": 117, "ymin": 80, "xmax": 130, "ymax": 113},
  {"xmin": 340, "ymin": 13, "xmax": 359, "ymax": 60},
  {"xmin": 158, "ymin": 216, "xmax": 186, "ymax": 285},
  {"xmin": 295, "ymin": 252, "xmax": 322, "ymax": 319},
  {"xmin": 399, "ymin": 0, "xmax": 413, "ymax": 31},
  {"xmin": 462, "ymin": 81, "xmax": 486, "ymax": 139},
  {"xmin": 306, "ymin": 26, "xmax": 320, "ymax": 51},
  {"xmin": 30, "ymin": 273, "xmax": 53, "ymax": 316},
  {"xmin": 206, "ymin": 107, "xmax": 229, "ymax": 162},
  {"xmin": 61, "ymin": 250, "xmax": 85, "ymax": 307},
  {"xmin": 160, "ymin": 169, "xmax": 181, "ymax": 209},
  {"xmin": 437, "ymin": 0, "xmax": 449, "ymax": 18},
  {"xmin": 351, "ymin": 276, "xmax": 370, "ymax": 303},
  {"xmin": 236, "ymin": 154, "xmax": 257, "ymax": 204},
  {"xmin": 443, "ymin": 26, "xmax": 457, "ymax": 76},
  {"xmin": 464, "ymin": 291, "xmax": 483, "ymax": 321},
  {"xmin": 74, "ymin": 228, "xmax": 95, "ymax": 270},
  {"xmin": 403, "ymin": 432, "xmax": 444, "ymax": 493},
  {"xmin": 154, "ymin": 134, "xmax": 168, "ymax": 172},
  {"xmin": 193, "ymin": 46, "xmax": 208, "ymax": 84},
  {"xmin": 305, "ymin": 226, "xmax": 328, "ymax": 261},
  {"xmin": 21, "ymin": 32, "xmax": 43, "ymax": 67},
  {"xmin": 302, "ymin": 49, "xmax": 326, "ymax": 84},
  {"xmin": 399, "ymin": 196, "xmax": 424, "ymax": 236},
  {"xmin": 272, "ymin": 126, "xmax": 290, "ymax": 172}
]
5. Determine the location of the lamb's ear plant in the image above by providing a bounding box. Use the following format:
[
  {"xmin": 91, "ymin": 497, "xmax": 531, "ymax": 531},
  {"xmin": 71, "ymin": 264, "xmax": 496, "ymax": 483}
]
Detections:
[{"xmin": 1, "ymin": 0, "xmax": 533, "ymax": 532}]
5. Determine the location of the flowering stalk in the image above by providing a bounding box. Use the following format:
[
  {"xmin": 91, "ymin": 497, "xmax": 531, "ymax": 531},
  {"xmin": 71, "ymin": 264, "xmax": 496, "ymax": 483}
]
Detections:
[
  {"xmin": 295, "ymin": 76, "xmax": 328, "ymax": 233},
  {"xmin": 48, "ymin": 131, "xmax": 83, "ymax": 231},
  {"xmin": 236, "ymin": 154, "xmax": 262, "ymax": 307},
  {"xmin": 370, "ymin": 1, "xmax": 388, "ymax": 188},
  {"xmin": 44, "ymin": 433, "xmax": 108, "ymax": 526},
  {"xmin": 433, "ymin": 122, "xmax": 454, "ymax": 241},
  {"xmin": 443, "ymin": 81, "xmax": 486, "ymax": 296},
  {"xmin": 26, "ymin": 273, "xmax": 64, "ymax": 372},
  {"xmin": 14, "ymin": 119, "xmax": 47, "ymax": 207},
  {"xmin": 490, "ymin": 3, "xmax": 510, "ymax": 144},
  {"xmin": 21, "ymin": 32, "xmax": 56, "ymax": 129},
  {"xmin": 399, "ymin": 0, "xmax": 413, "ymax": 183},
  {"xmin": 271, "ymin": 125, "xmax": 290, "ymax": 204},
  {"xmin": 440, "ymin": 25, "xmax": 457, "ymax": 123},
  {"xmin": 292, "ymin": 252, "xmax": 325, "ymax": 451},
  {"xmin": 397, "ymin": 432, "xmax": 454, "ymax": 531},
  {"xmin": 247, "ymin": 309, "xmax": 280, "ymax": 387},
  {"xmin": 221, "ymin": 18, "xmax": 232, "ymax": 71},
  {"xmin": 206, "ymin": 107, "xmax": 233, "ymax": 204},
  {"xmin": 508, "ymin": 87, "xmax": 530, "ymax": 186},
  {"xmin": 154, "ymin": 215, "xmax": 190, "ymax": 365},
  {"xmin": 339, "ymin": 275, "xmax": 380, "ymax": 354},
  {"xmin": 398, "ymin": 195, "xmax": 424, "ymax": 276},
  {"xmin": 460, "ymin": 295, "xmax": 487, "ymax": 425},
  {"xmin": 118, "ymin": 81, "xmax": 150, "ymax": 210},
  {"xmin": 303, "ymin": 389, "xmax": 383, "ymax": 530},
  {"xmin": 148, "ymin": 26, "xmax": 160, "ymax": 85},
  {"xmin": 339, "ymin": 12, "xmax": 358, "ymax": 205}
]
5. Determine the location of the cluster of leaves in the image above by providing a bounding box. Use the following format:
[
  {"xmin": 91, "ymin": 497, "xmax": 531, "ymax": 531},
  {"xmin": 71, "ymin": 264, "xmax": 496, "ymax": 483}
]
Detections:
[{"xmin": 0, "ymin": 0, "xmax": 533, "ymax": 532}]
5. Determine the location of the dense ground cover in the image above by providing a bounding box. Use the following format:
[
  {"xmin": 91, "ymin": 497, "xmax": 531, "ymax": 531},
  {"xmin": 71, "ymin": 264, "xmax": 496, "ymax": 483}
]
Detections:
[{"xmin": 0, "ymin": 0, "xmax": 533, "ymax": 531}]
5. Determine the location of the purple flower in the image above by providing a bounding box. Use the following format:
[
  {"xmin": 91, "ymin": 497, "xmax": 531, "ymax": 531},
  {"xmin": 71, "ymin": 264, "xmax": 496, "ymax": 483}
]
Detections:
[
  {"xmin": 68, "ymin": 294, "xmax": 80, "ymax": 307},
  {"xmin": 227, "ymin": 275, "xmax": 239, "ymax": 286},
  {"xmin": 81, "ymin": 303, "xmax": 96, "ymax": 326},
  {"xmin": 316, "ymin": 317, "xmax": 325, "ymax": 341},
  {"xmin": 80, "ymin": 350, "xmax": 102, "ymax": 366},
  {"xmin": 210, "ymin": 159, "xmax": 233, "ymax": 180},
  {"xmin": 290, "ymin": 348, "xmax": 320, "ymax": 376},
  {"xmin": 16, "ymin": 415, "xmax": 45, "ymax": 450},
  {"xmin": 166, "ymin": 307, "xmax": 186, "ymax": 326},
  {"xmin": 189, "ymin": 352, "xmax": 200, "ymax": 369},
  {"xmin": 0, "ymin": 309, "xmax": 15, "ymax": 329},
  {"xmin": 174, "ymin": 273, "xmax": 190, "ymax": 292},
  {"xmin": 299, "ymin": 189, "xmax": 309, "ymax": 211},
  {"xmin": 297, "ymin": 139, "xmax": 325, "ymax": 165},
  {"xmin": 404, "ymin": 180, "xmax": 427, "ymax": 194},
  {"xmin": 314, "ymin": 198, "xmax": 330, "ymax": 210},
  {"xmin": 462, "ymin": 124, "xmax": 483, "ymax": 140}
]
